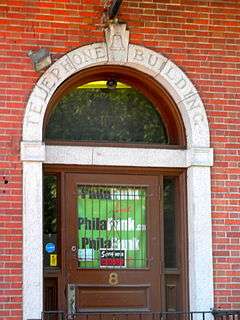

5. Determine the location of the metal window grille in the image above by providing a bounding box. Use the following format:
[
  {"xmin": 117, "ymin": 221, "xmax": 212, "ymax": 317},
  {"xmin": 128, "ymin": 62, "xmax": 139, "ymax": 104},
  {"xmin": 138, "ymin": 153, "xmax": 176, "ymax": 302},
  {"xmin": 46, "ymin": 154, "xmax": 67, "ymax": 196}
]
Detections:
[{"xmin": 77, "ymin": 185, "xmax": 147, "ymax": 269}]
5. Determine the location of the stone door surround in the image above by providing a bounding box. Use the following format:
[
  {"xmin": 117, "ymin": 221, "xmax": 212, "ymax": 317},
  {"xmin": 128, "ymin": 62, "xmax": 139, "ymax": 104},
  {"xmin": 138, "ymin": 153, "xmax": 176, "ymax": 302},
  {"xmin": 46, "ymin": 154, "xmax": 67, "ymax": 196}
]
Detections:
[{"xmin": 21, "ymin": 23, "xmax": 214, "ymax": 320}]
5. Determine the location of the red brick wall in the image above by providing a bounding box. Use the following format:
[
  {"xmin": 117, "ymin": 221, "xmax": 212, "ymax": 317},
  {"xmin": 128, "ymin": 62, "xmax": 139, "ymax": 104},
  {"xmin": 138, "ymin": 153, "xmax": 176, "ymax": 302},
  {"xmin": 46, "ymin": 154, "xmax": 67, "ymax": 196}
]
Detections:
[{"xmin": 0, "ymin": 0, "xmax": 240, "ymax": 318}]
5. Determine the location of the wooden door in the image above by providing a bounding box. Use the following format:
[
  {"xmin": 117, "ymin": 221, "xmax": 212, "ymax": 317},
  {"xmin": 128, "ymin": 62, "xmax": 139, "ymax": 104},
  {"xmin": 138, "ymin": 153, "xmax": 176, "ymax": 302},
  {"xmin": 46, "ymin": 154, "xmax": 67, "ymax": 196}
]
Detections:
[{"xmin": 65, "ymin": 173, "xmax": 164, "ymax": 314}]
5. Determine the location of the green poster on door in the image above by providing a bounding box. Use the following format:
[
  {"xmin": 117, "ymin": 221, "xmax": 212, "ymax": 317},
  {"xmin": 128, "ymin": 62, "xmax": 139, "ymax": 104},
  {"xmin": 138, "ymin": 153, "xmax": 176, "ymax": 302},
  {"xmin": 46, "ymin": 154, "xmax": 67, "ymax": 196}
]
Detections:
[{"xmin": 77, "ymin": 186, "xmax": 147, "ymax": 269}]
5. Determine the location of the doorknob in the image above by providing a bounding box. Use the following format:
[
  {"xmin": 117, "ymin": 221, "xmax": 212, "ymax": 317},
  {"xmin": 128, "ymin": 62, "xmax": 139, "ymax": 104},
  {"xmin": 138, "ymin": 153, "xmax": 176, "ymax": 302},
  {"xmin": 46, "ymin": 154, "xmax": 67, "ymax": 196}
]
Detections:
[
  {"xmin": 71, "ymin": 245, "xmax": 79, "ymax": 263},
  {"xmin": 71, "ymin": 245, "xmax": 77, "ymax": 252}
]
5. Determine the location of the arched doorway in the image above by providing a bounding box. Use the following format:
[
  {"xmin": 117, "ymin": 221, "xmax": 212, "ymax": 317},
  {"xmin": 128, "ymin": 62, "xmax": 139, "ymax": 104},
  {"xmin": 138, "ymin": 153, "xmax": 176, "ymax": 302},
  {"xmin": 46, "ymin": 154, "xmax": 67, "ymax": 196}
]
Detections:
[
  {"xmin": 42, "ymin": 66, "xmax": 187, "ymax": 314},
  {"xmin": 21, "ymin": 40, "xmax": 213, "ymax": 320}
]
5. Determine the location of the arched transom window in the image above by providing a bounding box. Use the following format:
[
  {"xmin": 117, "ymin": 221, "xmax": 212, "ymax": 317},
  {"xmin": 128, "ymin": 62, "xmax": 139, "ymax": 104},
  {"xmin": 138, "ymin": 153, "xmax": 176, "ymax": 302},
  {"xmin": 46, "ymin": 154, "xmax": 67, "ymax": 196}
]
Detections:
[
  {"xmin": 44, "ymin": 66, "xmax": 186, "ymax": 147},
  {"xmin": 46, "ymin": 81, "xmax": 169, "ymax": 145}
]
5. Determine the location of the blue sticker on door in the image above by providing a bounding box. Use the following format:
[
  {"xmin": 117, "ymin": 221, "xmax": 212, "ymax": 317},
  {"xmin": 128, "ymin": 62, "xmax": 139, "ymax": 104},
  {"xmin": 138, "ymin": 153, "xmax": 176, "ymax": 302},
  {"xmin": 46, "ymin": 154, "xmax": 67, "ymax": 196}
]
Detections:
[{"xmin": 45, "ymin": 243, "xmax": 56, "ymax": 253}]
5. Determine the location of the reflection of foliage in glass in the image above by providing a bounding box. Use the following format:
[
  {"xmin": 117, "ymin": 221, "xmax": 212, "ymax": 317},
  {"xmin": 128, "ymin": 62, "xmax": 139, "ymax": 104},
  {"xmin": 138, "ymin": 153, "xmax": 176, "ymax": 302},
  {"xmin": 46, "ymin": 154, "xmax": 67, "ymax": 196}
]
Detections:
[
  {"xmin": 44, "ymin": 175, "xmax": 57, "ymax": 234},
  {"xmin": 164, "ymin": 178, "xmax": 176, "ymax": 268},
  {"xmin": 45, "ymin": 87, "xmax": 168, "ymax": 144}
]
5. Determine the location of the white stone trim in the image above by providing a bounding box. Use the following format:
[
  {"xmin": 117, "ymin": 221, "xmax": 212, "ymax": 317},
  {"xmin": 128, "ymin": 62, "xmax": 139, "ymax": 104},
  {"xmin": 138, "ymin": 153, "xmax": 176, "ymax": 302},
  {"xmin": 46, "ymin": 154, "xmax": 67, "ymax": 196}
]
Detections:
[
  {"xmin": 21, "ymin": 38, "xmax": 214, "ymax": 319},
  {"xmin": 43, "ymin": 145, "xmax": 213, "ymax": 168},
  {"xmin": 23, "ymin": 162, "xmax": 43, "ymax": 320},
  {"xmin": 21, "ymin": 142, "xmax": 46, "ymax": 162},
  {"xmin": 20, "ymin": 143, "xmax": 214, "ymax": 168},
  {"xmin": 188, "ymin": 167, "xmax": 214, "ymax": 311}
]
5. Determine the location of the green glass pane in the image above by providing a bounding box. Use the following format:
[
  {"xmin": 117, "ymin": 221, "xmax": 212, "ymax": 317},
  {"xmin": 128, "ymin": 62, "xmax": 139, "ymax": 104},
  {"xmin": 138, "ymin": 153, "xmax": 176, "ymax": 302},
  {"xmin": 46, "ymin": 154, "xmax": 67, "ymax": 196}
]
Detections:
[
  {"xmin": 45, "ymin": 82, "xmax": 168, "ymax": 144},
  {"xmin": 77, "ymin": 186, "xmax": 147, "ymax": 269}
]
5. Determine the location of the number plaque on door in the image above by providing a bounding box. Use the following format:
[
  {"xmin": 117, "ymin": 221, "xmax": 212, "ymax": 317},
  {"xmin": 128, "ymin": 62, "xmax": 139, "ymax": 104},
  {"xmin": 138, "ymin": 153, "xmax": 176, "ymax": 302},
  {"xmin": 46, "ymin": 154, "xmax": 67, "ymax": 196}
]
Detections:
[{"xmin": 109, "ymin": 272, "xmax": 119, "ymax": 286}]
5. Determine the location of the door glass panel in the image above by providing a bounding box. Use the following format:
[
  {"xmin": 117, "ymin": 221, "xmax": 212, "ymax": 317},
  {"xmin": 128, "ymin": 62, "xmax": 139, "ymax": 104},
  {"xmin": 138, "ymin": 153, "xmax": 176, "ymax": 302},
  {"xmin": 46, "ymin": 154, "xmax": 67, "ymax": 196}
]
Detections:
[
  {"xmin": 77, "ymin": 185, "xmax": 147, "ymax": 269},
  {"xmin": 164, "ymin": 177, "xmax": 177, "ymax": 268},
  {"xmin": 43, "ymin": 175, "xmax": 59, "ymax": 269}
]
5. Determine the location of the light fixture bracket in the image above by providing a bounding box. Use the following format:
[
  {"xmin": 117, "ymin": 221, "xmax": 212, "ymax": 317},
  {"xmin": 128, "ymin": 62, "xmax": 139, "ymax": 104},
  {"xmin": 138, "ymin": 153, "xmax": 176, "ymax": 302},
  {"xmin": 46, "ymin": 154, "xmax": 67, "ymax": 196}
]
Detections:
[
  {"xmin": 108, "ymin": 0, "xmax": 123, "ymax": 20},
  {"xmin": 28, "ymin": 48, "xmax": 52, "ymax": 72}
]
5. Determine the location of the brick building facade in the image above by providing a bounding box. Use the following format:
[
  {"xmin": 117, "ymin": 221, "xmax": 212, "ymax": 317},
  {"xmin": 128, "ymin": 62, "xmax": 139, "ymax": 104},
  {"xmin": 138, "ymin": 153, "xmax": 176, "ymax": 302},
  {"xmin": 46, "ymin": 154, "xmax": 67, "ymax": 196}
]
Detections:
[{"xmin": 0, "ymin": 1, "xmax": 240, "ymax": 319}]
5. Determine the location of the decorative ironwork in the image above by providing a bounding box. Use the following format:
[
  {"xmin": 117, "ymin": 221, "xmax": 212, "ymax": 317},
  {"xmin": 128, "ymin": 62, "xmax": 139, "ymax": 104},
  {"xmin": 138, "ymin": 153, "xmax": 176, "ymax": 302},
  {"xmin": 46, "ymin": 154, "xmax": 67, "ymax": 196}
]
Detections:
[{"xmin": 40, "ymin": 310, "xmax": 240, "ymax": 320}]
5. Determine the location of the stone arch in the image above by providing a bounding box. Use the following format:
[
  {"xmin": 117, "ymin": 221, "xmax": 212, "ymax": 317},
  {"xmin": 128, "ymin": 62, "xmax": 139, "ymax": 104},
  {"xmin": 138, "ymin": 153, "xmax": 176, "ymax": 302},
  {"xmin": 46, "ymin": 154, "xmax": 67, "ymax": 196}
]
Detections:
[
  {"xmin": 21, "ymin": 38, "xmax": 213, "ymax": 320},
  {"xmin": 23, "ymin": 42, "xmax": 209, "ymax": 148}
]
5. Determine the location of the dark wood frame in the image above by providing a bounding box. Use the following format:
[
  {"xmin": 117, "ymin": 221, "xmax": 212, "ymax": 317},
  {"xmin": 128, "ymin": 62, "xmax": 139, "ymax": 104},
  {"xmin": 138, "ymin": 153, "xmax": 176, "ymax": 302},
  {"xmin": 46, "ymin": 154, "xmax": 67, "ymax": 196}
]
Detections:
[
  {"xmin": 43, "ymin": 165, "xmax": 189, "ymax": 313},
  {"xmin": 43, "ymin": 65, "xmax": 186, "ymax": 148}
]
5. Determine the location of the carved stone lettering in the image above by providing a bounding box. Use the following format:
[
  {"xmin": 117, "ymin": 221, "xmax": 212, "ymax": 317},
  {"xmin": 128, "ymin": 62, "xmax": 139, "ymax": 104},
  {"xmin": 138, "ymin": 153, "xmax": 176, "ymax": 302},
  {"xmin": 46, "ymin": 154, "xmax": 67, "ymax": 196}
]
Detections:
[
  {"xmin": 148, "ymin": 54, "xmax": 159, "ymax": 67},
  {"xmin": 25, "ymin": 87, "xmax": 49, "ymax": 128},
  {"xmin": 71, "ymin": 49, "xmax": 95, "ymax": 65},
  {"xmin": 95, "ymin": 46, "xmax": 106, "ymax": 60},
  {"xmin": 175, "ymin": 75, "xmax": 187, "ymax": 90},
  {"xmin": 82, "ymin": 49, "xmax": 93, "ymax": 62},
  {"xmin": 26, "ymin": 115, "xmax": 39, "ymax": 125},
  {"xmin": 33, "ymin": 56, "xmax": 77, "ymax": 106},
  {"xmin": 185, "ymin": 94, "xmax": 202, "ymax": 112},
  {"xmin": 105, "ymin": 23, "xmax": 129, "ymax": 63},
  {"xmin": 161, "ymin": 61, "xmax": 197, "ymax": 102},
  {"xmin": 71, "ymin": 49, "xmax": 96, "ymax": 65},
  {"xmin": 35, "ymin": 85, "xmax": 50, "ymax": 102},
  {"xmin": 40, "ymin": 76, "xmax": 56, "ymax": 92},
  {"xmin": 28, "ymin": 100, "xmax": 43, "ymax": 115},
  {"xmin": 59, "ymin": 56, "xmax": 75, "ymax": 73},
  {"xmin": 37, "ymin": 73, "xmax": 59, "ymax": 102},
  {"xmin": 71, "ymin": 53, "xmax": 83, "ymax": 65},
  {"xmin": 68, "ymin": 43, "xmax": 107, "ymax": 70},
  {"xmin": 133, "ymin": 48, "xmax": 144, "ymax": 62},
  {"xmin": 128, "ymin": 45, "xmax": 167, "ymax": 76},
  {"xmin": 26, "ymin": 110, "xmax": 41, "ymax": 125},
  {"xmin": 50, "ymin": 68, "xmax": 61, "ymax": 81},
  {"xmin": 179, "ymin": 93, "xmax": 209, "ymax": 147},
  {"xmin": 22, "ymin": 41, "xmax": 209, "ymax": 148},
  {"xmin": 32, "ymin": 86, "xmax": 48, "ymax": 103},
  {"xmin": 164, "ymin": 65, "xmax": 175, "ymax": 80},
  {"xmin": 37, "ymin": 56, "xmax": 77, "ymax": 101},
  {"xmin": 190, "ymin": 110, "xmax": 208, "ymax": 144},
  {"xmin": 193, "ymin": 112, "xmax": 204, "ymax": 127}
]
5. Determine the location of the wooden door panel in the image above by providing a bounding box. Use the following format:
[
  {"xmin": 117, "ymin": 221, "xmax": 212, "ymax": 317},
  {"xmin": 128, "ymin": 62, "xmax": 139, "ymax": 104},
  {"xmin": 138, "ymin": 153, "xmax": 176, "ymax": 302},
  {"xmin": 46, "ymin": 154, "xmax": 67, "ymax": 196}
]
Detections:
[
  {"xmin": 75, "ymin": 315, "xmax": 155, "ymax": 320},
  {"xmin": 76, "ymin": 285, "xmax": 150, "ymax": 310},
  {"xmin": 65, "ymin": 173, "xmax": 163, "ymax": 314}
]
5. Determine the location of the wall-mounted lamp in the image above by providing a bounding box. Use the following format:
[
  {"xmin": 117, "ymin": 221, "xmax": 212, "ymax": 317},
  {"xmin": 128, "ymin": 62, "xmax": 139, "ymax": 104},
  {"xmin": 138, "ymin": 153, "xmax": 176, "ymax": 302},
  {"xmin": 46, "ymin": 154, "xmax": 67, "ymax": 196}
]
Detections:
[
  {"xmin": 106, "ymin": 79, "xmax": 118, "ymax": 90},
  {"xmin": 28, "ymin": 48, "xmax": 52, "ymax": 72}
]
